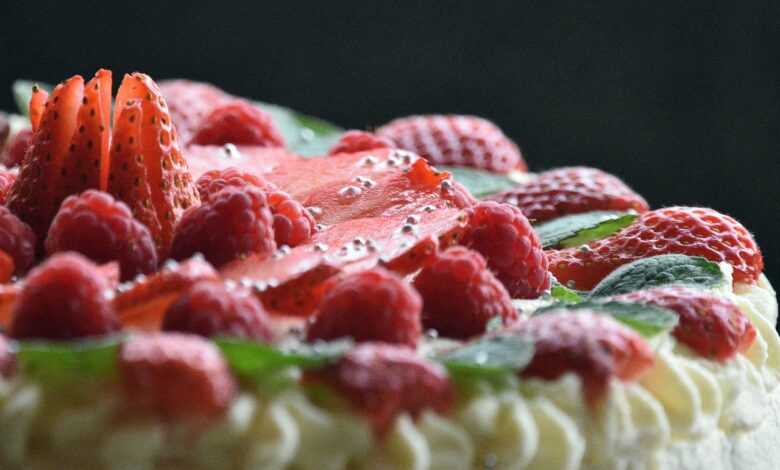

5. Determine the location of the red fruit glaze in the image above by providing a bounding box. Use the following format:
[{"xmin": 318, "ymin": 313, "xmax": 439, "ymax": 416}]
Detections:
[
  {"xmin": 615, "ymin": 286, "xmax": 756, "ymax": 361},
  {"xmin": 1, "ymin": 129, "xmax": 32, "ymax": 168},
  {"xmin": 268, "ymin": 190, "xmax": 317, "ymax": 247},
  {"xmin": 304, "ymin": 343, "xmax": 454, "ymax": 435},
  {"xmin": 414, "ymin": 246, "xmax": 517, "ymax": 338},
  {"xmin": 328, "ymin": 130, "xmax": 394, "ymax": 155},
  {"xmin": 9, "ymin": 253, "xmax": 118, "ymax": 340},
  {"xmin": 190, "ymin": 100, "xmax": 284, "ymax": 147},
  {"xmin": 0, "ymin": 205, "xmax": 36, "ymax": 275},
  {"xmin": 548, "ymin": 206, "xmax": 764, "ymax": 290},
  {"xmin": 513, "ymin": 311, "xmax": 654, "ymax": 405},
  {"xmin": 463, "ymin": 201, "xmax": 550, "ymax": 298},
  {"xmin": 163, "ymin": 281, "xmax": 273, "ymax": 341},
  {"xmin": 306, "ymin": 268, "xmax": 422, "ymax": 347},
  {"xmin": 45, "ymin": 190, "xmax": 158, "ymax": 281},
  {"xmin": 490, "ymin": 167, "xmax": 649, "ymax": 223},
  {"xmin": 171, "ymin": 186, "xmax": 276, "ymax": 268},
  {"xmin": 376, "ymin": 115, "xmax": 526, "ymax": 173},
  {"xmin": 118, "ymin": 333, "xmax": 237, "ymax": 419}
]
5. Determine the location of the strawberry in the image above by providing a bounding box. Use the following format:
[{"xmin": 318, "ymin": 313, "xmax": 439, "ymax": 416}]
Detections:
[
  {"xmin": 513, "ymin": 311, "xmax": 654, "ymax": 405},
  {"xmin": 1, "ymin": 129, "xmax": 32, "ymax": 168},
  {"xmin": 190, "ymin": 100, "xmax": 284, "ymax": 147},
  {"xmin": 108, "ymin": 73, "xmax": 200, "ymax": 258},
  {"xmin": 548, "ymin": 206, "xmax": 764, "ymax": 290},
  {"xmin": 614, "ymin": 286, "xmax": 756, "ymax": 361},
  {"xmin": 375, "ymin": 115, "xmax": 526, "ymax": 173},
  {"xmin": 328, "ymin": 130, "xmax": 394, "ymax": 155},
  {"xmin": 303, "ymin": 343, "xmax": 454, "ymax": 435},
  {"xmin": 29, "ymin": 84, "xmax": 49, "ymax": 133},
  {"xmin": 118, "ymin": 333, "xmax": 237, "ymax": 419},
  {"xmin": 490, "ymin": 166, "xmax": 649, "ymax": 223}
]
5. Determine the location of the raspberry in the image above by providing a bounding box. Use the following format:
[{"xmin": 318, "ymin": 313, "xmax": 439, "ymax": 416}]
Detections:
[
  {"xmin": 171, "ymin": 186, "xmax": 276, "ymax": 268},
  {"xmin": 490, "ymin": 167, "xmax": 649, "ymax": 223},
  {"xmin": 376, "ymin": 115, "xmax": 526, "ymax": 173},
  {"xmin": 9, "ymin": 253, "xmax": 119, "ymax": 340},
  {"xmin": 328, "ymin": 130, "xmax": 394, "ymax": 155},
  {"xmin": 0, "ymin": 169, "xmax": 17, "ymax": 205},
  {"xmin": 45, "ymin": 190, "xmax": 158, "ymax": 281},
  {"xmin": 267, "ymin": 190, "xmax": 316, "ymax": 247},
  {"xmin": 0, "ymin": 251, "xmax": 14, "ymax": 283},
  {"xmin": 196, "ymin": 167, "xmax": 274, "ymax": 203},
  {"xmin": 462, "ymin": 201, "xmax": 550, "ymax": 298},
  {"xmin": 0, "ymin": 334, "xmax": 14, "ymax": 377},
  {"xmin": 414, "ymin": 246, "xmax": 517, "ymax": 338},
  {"xmin": 306, "ymin": 268, "xmax": 422, "ymax": 347},
  {"xmin": 1, "ymin": 129, "xmax": 33, "ymax": 168},
  {"xmin": 118, "ymin": 333, "xmax": 237, "ymax": 419},
  {"xmin": 548, "ymin": 207, "xmax": 764, "ymax": 290},
  {"xmin": 159, "ymin": 79, "xmax": 232, "ymax": 144},
  {"xmin": 190, "ymin": 100, "xmax": 285, "ymax": 147},
  {"xmin": 614, "ymin": 286, "xmax": 755, "ymax": 361},
  {"xmin": 163, "ymin": 281, "xmax": 273, "ymax": 341},
  {"xmin": 304, "ymin": 343, "xmax": 454, "ymax": 435},
  {"xmin": 0, "ymin": 205, "xmax": 36, "ymax": 275},
  {"xmin": 512, "ymin": 311, "xmax": 654, "ymax": 405}
]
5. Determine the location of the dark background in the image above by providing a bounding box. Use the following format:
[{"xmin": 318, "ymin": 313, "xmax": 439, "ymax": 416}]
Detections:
[{"xmin": 1, "ymin": 1, "xmax": 778, "ymax": 282}]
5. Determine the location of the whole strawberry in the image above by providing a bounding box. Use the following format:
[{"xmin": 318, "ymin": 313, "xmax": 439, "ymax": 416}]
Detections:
[
  {"xmin": 118, "ymin": 333, "xmax": 237, "ymax": 419},
  {"xmin": 163, "ymin": 281, "xmax": 273, "ymax": 341},
  {"xmin": 45, "ymin": 190, "xmax": 158, "ymax": 281},
  {"xmin": 306, "ymin": 268, "xmax": 422, "ymax": 347},
  {"xmin": 490, "ymin": 166, "xmax": 649, "ymax": 223},
  {"xmin": 376, "ymin": 115, "xmax": 526, "ymax": 173},
  {"xmin": 328, "ymin": 130, "xmax": 394, "ymax": 155},
  {"xmin": 0, "ymin": 205, "xmax": 36, "ymax": 275},
  {"xmin": 614, "ymin": 286, "xmax": 755, "ymax": 361},
  {"xmin": 548, "ymin": 207, "xmax": 764, "ymax": 290},
  {"xmin": 171, "ymin": 186, "xmax": 276, "ymax": 268},
  {"xmin": 414, "ymin": 246, "xmax": 517, "ymax": 338},
  {"xmin": 9, "ymin": 253, "xmax": 119, "ymax": 340},
  {"xmin": 196, "ymin": 167, "xmax": 275, "ymax": 202},
  {"xmin": 513, "ymin": 311, "xmax": 654, "ymax": 405},
  {"xmin": 190, "ymin": 100, "xmax": 284, "ymax": 147},
  {"xmin": 462, "ymin": 201, "xmax": 550, "ymax": 298},
  {"xmin": 304, "ymin": 343, "xmax": 454, "ymax": 435}
]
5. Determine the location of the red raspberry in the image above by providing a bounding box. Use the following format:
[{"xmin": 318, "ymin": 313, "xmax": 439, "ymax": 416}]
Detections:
[
  {"xmin": 306, "ymin": 268, "xmax": 422, "ymax": 347},
  {"xmin": 0, "ymin": 169, "xmax": 17, "ymax": 205},
  {"xmin": 513, "ymin": 311, "xmax": 654, "ymax": 405},
  {"xmin": 614, "ymin": 286, "xmax": 755, "ymax": 361},
  {"xmin": 304, "ymin": 343, "xmax": 454, "ymax": 435},
  {"xmin": 9, "ymin": 253, "xmax": 119, "ymax": 340},
  {"xmin": 45, "ymin": 190, "xmax": 158, "ymax": 281},
  {"xmin": 171, "ymin": 186, "xmax": 276, "ymax": 268},
  {"xmin": 0, "ymin": 205, "xmax": 36, "ymax": 275},
  {"xmin": 1, "ymin": 128, "xmax": 33, "ymax": 168},
  {"xmin": 462, "ymin": 201, "xmax": 550, "ymax": 299},
  {"xmin": 328, "ymin": 130, "xmax": 394, "ymax": 155},
  {"xmin": 490, "ymin": 167, "xmax": 649, "ymax": 223},
  {"xmin": 376, "ymin": 115, "xmax": 526, "ymax": 173},
  {"xmin": 0, "ymin": 251, "xmax": 14, "ymax": 283},
  {"xmin": 190, "ymin": 100, "xmax": 285, "ymax": 147},
  {"xmin": 414, "ymin": 246, "xmax": 517, "ymax": 339},
  {"xmin": 163, "ymin": 281, "xmax": 273, "ymax": 341},
  {"xmin": 548, "ymin": 207, "xmax": 764, "ymax": 290},
  {"xmin": 267, "ymin": 190, "xmax": 317, "ymax": 247},
  {"xmin": 0, "ymin": 334, "xmax": 15, "ymax": 377},
  {"xmin": 159, "ymin": 79, "xmax": 232, "ymax": 144},
  {"xmin": 118, "ymin": 333, "xmax": 237, "ymax": 419},
  {"xmin": 196, "ymin": 167, "xmax": 274, "ymax": 203}
]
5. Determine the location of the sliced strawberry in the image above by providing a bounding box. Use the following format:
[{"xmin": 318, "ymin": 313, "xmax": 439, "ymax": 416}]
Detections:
[
  {"xmin": 109, "ymin": 73, "xmax": 200, "ymax": 258},
  {"xmin": 184, "ymin": 144, "xmax": 301, "ymax": 181},
  {"xmin": 29, "ymin": 85, "xmax": 49, "ymax": 133}
]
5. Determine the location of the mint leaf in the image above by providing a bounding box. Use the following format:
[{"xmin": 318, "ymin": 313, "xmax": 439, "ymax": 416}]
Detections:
[
  {"xmin": 436, "ymin": 333, "xmax": 534, "ymax": 384},
  {"xmin": 12, "ymin": 80, "xmax": 52, "ymax": 116},
  {"xmin": 589, "ymin": 254, "xmax": 724, "ymax": 298},
  {"xmin": 535, "ymin": 211, "xmax": 637, "ymax": 249},
  {"xmin": 256, "ymin": 102, "xmax": 342, "ymax": 157},
  {"xmin": 17, "ymin": 336, "xmax": 122, "ymax": 383},
  {"xmin": 536, "ymin": 301, "xmax": 678, "ymax": 337},
  {"xmin": 548, "ymin": 281, "xmax": 585, "ymax": 303},
  {"xmin": 215, "ymin": 338, "xmax": 351, "ymax": 380},
  {"xmin": 439, "ymin": 166, "xmax": 516, "ymax": 198}
]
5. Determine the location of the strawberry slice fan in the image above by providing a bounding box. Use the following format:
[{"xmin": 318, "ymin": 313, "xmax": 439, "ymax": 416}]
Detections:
[{"xmin": 6, "ymin": 70, "xmax": 199, "ymax": 259}]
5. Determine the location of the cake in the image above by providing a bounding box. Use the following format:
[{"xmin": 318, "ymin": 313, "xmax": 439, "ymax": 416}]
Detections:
[{"xmin": 0, "ymin": 69, "xmax": 775, "ymax": 470}]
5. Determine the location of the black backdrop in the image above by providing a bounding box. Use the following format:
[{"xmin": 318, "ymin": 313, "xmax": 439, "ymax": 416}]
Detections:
[{"xmin": 1, "ymin": 1, "xmax": 778, "ymax": 282}]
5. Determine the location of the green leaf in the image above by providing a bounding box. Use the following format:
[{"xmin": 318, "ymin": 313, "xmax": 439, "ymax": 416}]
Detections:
[
  {"xmin": 534, "ymin": 211, "xmax": 637, "ymax": 249},
  {"xmin": 536, "ymin": 301, "xmax": 678, "ymax": 337},
  {"xmin": 436, "ymin": 333, "xmax": 534, "ymax": 384},
  {"xmin": 548, "ymin": 281, "xmax": 586, "ymax": 303},
  {"xmin": 16, "ymin": 335, "xmax": 122, "ymax": 383},
  {"xmin": 589, "ymin": 254, "xmax": 724, "ymax": 298},
  {"xmin": 215, "ymin": 338, "xmax": 351, "ymax": 380},
  {"xmin": 256, "ymin": 101, "xmax": 343, "ymax": 157},
  {"xmin": 12, "ymin": 80, "xmax": 52, "ymax": 116},
  {"xmin": 439, "ymin": 166, "xmax": 516, "ymax": 198}
]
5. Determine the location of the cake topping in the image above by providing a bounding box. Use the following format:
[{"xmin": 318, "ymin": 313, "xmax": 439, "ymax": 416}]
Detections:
[
  {"xmin": 1, "ymin": 128, "xmax": 32, "ymax": 168},
  {"xmin": 190, "ymin": 99, "xmax": 284, "ymax": 147},
  {"xmin": 195, "ymin": 166, "xmax": 275, "ymax": 202},
  {"xmin": 0, "ymin": 204, "xmax": 36, "ymax": 275},
  {"xmin": 328, "ymin": 130, "xmax": 395, "ymax": 155}
]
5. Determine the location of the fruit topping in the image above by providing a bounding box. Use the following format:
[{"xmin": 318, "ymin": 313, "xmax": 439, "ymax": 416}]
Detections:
[
  {"xmin": 1, "ymin": 128, "xmax": 32, "ymax": 168},
  {"xmin": 0, "ymin": 204, "xmax": 36, "ymax": 275},
  {"xmin": 0, "ymin": 169, "xmax": 18, "ymax": 204},
  {"xmin": 267, "ymin": 190, "xmax": 317, "ymax": 247},
  {"xmin": 0, "ymin": 252, "xmax": 13, "ymax": 283},
  {"xmin": 196, "ymin": 166, "xmax": 274, "ymax": 202},
  {"xmin": 328, "ymin": 130, "xmax": 394, "ymax": 155},
  {"xmin": 190, "ymin": 99, "xmax": 284, "ymax": 147}
]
